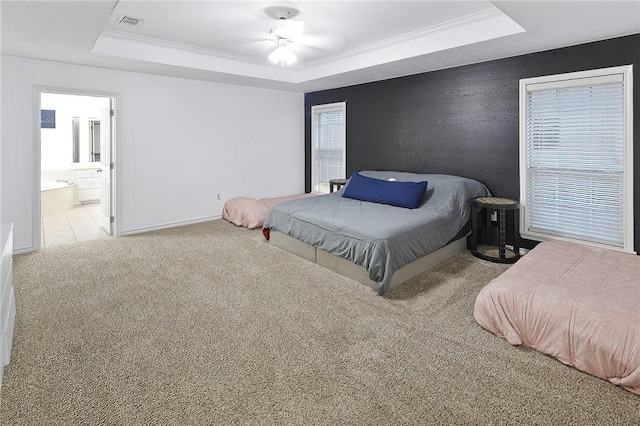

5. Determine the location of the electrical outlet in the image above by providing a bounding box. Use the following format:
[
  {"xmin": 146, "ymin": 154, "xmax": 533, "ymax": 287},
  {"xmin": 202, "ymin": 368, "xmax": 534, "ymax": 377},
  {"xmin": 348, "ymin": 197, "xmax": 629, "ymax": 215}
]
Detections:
[{"xmin": 216, "ymin": 193, "xmax": 221, "ymax": 200}]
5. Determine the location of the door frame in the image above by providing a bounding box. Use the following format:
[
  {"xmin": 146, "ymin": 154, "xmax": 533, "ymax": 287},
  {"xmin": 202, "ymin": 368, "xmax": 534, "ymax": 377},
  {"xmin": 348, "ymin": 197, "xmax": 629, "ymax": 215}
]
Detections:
[{"xmin": 33, "ymin": 86, "xmax": 120, "ymax": 251}]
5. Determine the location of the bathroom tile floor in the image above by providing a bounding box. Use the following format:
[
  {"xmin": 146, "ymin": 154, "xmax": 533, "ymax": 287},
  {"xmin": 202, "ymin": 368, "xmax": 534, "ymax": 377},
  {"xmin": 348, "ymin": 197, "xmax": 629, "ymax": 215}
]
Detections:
[{"xmin": 42, "ymin": 204, "xmax": 110, "ymax": 248}]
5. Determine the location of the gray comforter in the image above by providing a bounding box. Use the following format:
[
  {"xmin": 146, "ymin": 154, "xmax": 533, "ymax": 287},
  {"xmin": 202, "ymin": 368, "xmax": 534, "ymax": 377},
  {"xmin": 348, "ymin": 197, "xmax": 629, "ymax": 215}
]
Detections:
[{"xmin": 264, "ymin": 171, "xmax": 490, "ymax": 295}]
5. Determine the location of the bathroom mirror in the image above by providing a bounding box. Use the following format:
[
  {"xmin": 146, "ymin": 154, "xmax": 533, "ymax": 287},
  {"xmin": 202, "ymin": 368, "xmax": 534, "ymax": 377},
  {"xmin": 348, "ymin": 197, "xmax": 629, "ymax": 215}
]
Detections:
[
  {"xmin": 72, "ymin": 117, "xmax": 101, "ymax": 163},
  {"xmin": 89, "ymin": 119, "xmax": 101, "ymax": 162}
]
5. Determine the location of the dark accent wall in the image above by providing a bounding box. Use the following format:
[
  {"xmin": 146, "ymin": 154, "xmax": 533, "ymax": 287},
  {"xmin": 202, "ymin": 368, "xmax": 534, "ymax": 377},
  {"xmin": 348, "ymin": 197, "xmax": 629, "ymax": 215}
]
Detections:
[{"xmin": 305, "ymin": 34, "xmax": 640, "ymax": 252}]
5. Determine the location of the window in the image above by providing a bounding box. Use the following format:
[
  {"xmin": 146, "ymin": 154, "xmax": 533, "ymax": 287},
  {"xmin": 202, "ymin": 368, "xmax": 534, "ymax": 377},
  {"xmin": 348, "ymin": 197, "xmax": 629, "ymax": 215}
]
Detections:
[
  {"xmin": 519, "ymin": 65, "xmax": 634, "ymax": 253},
  {"xmin": 311, "ymin": 102, "xmax": 346, "ymax": 193}
]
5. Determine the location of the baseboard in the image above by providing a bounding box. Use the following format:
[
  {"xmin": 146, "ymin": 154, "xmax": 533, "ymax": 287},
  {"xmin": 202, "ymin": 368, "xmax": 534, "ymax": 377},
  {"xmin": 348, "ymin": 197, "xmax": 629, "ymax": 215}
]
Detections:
[
  {"xmin": 14, "ymin": 215, "xmax": 223, "ymax": 253},
  {"xmin": 13, "ymin": 246, "xmax": 35, "ymax": 255},
  {"xmin": 120, "ymin": 215, "xmax": 221, "ymax": 236}
]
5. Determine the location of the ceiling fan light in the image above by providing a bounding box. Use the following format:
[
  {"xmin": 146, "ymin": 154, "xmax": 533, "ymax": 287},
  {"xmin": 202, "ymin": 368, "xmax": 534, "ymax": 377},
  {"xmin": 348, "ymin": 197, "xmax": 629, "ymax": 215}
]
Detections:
[{"xmin": 268, "ymin": 46, "xmax": 297, "ymax": 65}]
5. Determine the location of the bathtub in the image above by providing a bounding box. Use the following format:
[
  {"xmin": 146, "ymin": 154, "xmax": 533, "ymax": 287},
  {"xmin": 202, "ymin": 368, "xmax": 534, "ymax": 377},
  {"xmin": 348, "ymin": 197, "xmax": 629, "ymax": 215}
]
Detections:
[{"xmin": 41, "ymin": 181, "xmax": 75, "ymax": 216}]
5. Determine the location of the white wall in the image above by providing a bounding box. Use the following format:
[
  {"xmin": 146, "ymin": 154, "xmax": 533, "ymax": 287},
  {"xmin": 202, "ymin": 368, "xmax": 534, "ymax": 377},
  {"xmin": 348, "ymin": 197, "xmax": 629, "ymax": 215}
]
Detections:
[
  {"xmin": 1, "ymin": 55, "xmax": 304, "ymax": 251},
  {"xmin": 40, "ymin": 93, "xmax": 110, "ymax": 170}
]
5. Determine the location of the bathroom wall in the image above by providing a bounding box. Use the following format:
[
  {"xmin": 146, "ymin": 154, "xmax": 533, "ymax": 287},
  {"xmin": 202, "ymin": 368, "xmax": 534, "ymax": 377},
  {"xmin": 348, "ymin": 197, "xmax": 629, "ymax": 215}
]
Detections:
[{"xmin": 40, "ymin": 93, "xmax": 110, "ymax": 183}]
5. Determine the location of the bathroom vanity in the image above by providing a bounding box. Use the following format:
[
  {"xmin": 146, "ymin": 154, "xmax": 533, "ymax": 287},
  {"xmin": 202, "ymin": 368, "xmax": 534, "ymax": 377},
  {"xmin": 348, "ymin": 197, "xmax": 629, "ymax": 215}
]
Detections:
[{"xmin": 73, "ymin": 163, "xmax": 101, "ymax": 204}]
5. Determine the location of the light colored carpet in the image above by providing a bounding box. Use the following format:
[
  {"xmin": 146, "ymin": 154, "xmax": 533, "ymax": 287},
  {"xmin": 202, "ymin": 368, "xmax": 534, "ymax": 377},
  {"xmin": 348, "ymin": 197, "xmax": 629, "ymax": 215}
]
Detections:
[{"xmin": 1, "ymin": 219, "xmax": 638, "ymax": 425}]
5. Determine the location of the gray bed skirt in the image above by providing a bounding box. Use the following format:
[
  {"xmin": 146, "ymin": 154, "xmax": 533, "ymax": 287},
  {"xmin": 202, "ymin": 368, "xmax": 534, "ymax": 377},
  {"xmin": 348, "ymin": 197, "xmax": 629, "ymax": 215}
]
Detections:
[{"xmin": 270, "ymin": 230, "xmax": 469, "ymax": 293}]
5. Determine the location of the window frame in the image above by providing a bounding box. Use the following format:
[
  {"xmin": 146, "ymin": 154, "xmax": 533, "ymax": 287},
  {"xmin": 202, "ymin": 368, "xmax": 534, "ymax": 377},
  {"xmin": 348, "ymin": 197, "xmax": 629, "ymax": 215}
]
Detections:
[
  {"xmin": 311, "ymin": 101, "xmax": 347, "ymax": 194},
  {"xmin": 519, "ymin": 65, "xmax": 634, "ymax": 253}
]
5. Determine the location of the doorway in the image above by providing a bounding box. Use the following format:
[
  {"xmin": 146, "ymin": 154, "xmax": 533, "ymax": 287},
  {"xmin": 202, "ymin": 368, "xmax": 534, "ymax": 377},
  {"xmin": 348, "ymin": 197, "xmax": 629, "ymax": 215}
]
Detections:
[{"xmin": 37, "ymin": 90, "xmax": 116, "ymax": 249}]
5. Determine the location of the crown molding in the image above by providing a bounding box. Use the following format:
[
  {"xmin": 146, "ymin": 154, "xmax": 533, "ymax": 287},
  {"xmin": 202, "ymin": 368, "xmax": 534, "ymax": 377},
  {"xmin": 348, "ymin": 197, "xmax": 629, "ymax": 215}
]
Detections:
[
  {"xmin": 92, "ymin": 29, "xmax": 299, "ymax": 83},
  {"xmin": 96, "ymin": 29, "xmax": 269, "ymax": 66},
  {"xmin": 297, "ymin": 5, "xmax": 524, "ymax": 83},
  {"xmin": 304, "ymin": 7, "xmax": 509, "ymax": 68}
]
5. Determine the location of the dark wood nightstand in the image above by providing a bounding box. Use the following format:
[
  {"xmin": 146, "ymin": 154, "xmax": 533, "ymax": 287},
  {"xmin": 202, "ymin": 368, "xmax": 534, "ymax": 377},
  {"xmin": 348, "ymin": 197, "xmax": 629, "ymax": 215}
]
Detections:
[
  {"xmin": 470, "ymin": 197, "xmax": 521, "ymax": 264},
  {"xmin": 329, "ymin": 178, "xmax": 349, "ymax": 193}
]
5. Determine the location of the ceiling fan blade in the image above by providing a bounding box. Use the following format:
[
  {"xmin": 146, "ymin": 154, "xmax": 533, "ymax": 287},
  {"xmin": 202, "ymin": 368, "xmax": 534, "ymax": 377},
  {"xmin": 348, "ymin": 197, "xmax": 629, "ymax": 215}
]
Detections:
[
  {"xmin": 268, "ymin": 18, "xmax": 304, "ymax": 41},
  {"xmin": 296, "ymin": 33, "xmax": 347, "ymax": 53}
]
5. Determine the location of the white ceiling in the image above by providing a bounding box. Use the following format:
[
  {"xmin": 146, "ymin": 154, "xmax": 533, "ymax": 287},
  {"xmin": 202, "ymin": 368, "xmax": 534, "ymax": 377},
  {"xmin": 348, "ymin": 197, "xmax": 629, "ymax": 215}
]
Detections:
[{"xmin": 1, "ymin": 1, "xmax": 639, "ymax": 92}]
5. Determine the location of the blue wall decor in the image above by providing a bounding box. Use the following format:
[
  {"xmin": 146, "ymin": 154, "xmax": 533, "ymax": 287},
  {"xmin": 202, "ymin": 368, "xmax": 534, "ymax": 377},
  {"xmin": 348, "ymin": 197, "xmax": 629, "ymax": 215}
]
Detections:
[{"xmin": 41, "ymin": 110, "xmax": 55, "ymax": 128}]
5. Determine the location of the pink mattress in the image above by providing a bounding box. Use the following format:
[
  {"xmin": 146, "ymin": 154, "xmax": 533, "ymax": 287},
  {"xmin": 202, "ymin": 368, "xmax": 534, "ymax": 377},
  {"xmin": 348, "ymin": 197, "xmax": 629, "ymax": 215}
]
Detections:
[
  {"xmin": 474, "ymin": 241, "xmax": 640, "ymax": 395},
  {"xmin": 222, "ymin": 193, "xmax": 316, "ymax": 229}
]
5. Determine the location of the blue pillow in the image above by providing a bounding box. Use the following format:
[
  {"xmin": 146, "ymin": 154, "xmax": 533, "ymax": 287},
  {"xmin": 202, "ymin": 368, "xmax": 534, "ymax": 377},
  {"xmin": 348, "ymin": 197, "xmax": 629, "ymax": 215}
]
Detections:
[{"xmin": 342, "ymin": 172, "xmax": 428, "ymax": 209}]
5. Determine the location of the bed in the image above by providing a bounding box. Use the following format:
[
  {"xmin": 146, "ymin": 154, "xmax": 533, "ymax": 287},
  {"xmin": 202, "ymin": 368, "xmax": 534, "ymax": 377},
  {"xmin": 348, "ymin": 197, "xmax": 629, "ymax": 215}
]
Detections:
[
  {"xmin": 222, "ymin": 193, "xmax": 316, "ymax": 229},
  {"xmin": 263, "ymin": 171, "xmax": 490, "ymax": 295},
  {"xmin": 474, "ymin": 241, "xmax": 640, "ymax": 395}
]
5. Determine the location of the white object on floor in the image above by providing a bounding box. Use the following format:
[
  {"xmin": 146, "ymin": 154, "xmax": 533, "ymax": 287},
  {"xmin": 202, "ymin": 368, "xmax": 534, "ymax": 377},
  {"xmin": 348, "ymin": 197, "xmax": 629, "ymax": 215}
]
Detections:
[{"xmin": 1, "ymin": 223, "xmax": 16, "ymax": 388}]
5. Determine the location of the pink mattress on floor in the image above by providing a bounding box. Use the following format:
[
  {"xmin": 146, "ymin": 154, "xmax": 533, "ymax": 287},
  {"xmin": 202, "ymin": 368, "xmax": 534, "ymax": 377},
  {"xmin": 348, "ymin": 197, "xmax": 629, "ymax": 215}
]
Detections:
[
  {"xmin": 474, "ymin": 241, "xmax": 640, "ymax": 395},
  {"xmin": 222, "ymin": 193, "xmax": 316, "ymax": 229}
]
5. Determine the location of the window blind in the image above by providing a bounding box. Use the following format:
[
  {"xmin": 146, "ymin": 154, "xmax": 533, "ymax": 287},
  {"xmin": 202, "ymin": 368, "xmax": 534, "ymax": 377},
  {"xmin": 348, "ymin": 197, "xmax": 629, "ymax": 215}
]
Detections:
[
  {"xmin": 312, "ymin": 104, "xmax": 345, "ymax": 192},
  {"xmin": 525, "ymin": 77, "xmax": 625, "ymax": 247}
]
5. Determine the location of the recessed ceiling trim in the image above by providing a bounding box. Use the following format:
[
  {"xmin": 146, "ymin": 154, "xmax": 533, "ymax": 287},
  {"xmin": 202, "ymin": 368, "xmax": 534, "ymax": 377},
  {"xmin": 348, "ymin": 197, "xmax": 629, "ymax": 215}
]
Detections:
[
  {"xmin": 92, "ymin": 29, "xmax": 298, "ymax": 83},
  {"xmin": 304, "ymin": 7, "xmax": 513, "ymax": 68},
  {"xmin": 297, "ymin": 6, "xmax": 525, "ymax": 83},
  {"xmin": 92, "ymin": 5, "xmax": 525, "ymax": 87},
  {"xmin": 96, "ymin": 29, "xmax": 269, "ymax": 66}
]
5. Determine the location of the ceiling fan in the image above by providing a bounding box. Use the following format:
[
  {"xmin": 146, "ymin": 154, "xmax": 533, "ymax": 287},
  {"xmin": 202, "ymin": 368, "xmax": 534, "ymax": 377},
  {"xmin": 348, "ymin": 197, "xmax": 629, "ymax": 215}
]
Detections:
[
  {"xmin": 260, "ymin": 7, "xmax": 347, "ymax": 66},
  {"xmin": 263, "ymin": 9, "xmax": 304, "ymax": 66}
]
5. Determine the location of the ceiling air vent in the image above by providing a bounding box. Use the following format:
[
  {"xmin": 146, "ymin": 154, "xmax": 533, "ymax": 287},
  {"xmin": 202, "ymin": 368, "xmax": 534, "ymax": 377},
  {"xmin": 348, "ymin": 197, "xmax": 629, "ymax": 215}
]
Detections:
[{"xmin": 118, "ymin": 15, "xmax": 143, "ymax": 26}]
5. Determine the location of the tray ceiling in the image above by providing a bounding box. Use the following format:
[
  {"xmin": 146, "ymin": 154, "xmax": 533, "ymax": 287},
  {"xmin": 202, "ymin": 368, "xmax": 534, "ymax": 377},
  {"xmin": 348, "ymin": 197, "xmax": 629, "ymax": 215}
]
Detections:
[{"xmin": 1, "ymin": 1, "xmax": 639, "ymax": 92}]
